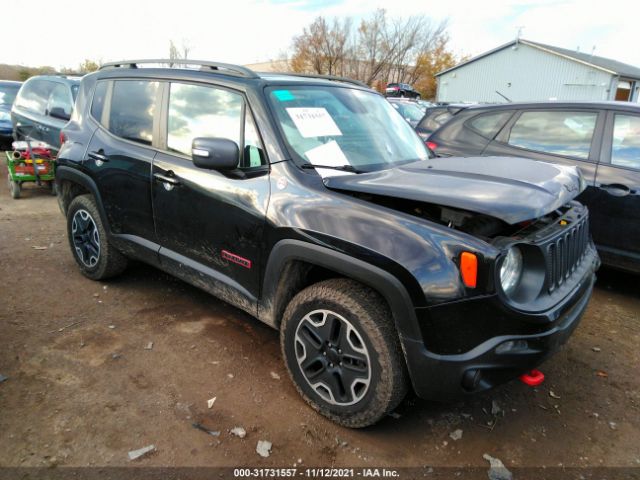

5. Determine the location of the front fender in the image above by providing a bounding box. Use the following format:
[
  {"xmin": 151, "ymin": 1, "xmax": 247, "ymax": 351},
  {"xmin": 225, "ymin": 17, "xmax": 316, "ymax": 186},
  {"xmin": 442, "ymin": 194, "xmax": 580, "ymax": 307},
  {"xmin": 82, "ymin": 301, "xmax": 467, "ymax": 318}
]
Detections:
[{"xmin": 258, "ymin": 239, "xmax": 422, "ymax": 341}]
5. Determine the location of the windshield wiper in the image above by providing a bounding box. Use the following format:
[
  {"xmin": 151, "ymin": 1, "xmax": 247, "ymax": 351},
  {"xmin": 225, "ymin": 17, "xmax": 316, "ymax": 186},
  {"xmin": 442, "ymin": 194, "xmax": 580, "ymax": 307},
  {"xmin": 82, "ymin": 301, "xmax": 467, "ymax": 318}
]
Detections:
[{"xmin": 301, "ymin": 163, "xmax": 364, "ymax": 173}]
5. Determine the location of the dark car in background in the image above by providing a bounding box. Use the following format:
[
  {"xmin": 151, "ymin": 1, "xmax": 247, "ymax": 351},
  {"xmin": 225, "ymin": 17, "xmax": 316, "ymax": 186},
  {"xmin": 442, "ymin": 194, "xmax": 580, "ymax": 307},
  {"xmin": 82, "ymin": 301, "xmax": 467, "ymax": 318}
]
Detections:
[
  {"xmin": 387, "ymin": 98, "xmax": 425, "ymax": 127},
  {"xmin": 385, "ymin": 82, "xmax": 420, "ymax": 98},
  {"xmin": 0, "ymin": 80, "xmax": 22, "ymax": 148},
  {"xmin": 427, "ymin": 101, "xmax": 640, "ymax": 273},
  {"xmin": 415, "ymin": 104, "xmax": 471, "ymax": 142},
  {"xmin": 11, "ymin": 75, "xmax": 80, "ymax": 154}
]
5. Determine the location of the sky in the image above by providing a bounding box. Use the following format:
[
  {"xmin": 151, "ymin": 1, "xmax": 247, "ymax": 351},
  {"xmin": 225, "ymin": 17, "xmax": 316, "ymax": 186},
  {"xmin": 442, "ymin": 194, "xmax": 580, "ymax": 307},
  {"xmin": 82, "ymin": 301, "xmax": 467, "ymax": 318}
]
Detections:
[{"xmin": 3, "ymin": 0, "xmax": 638, "ymax": 70}]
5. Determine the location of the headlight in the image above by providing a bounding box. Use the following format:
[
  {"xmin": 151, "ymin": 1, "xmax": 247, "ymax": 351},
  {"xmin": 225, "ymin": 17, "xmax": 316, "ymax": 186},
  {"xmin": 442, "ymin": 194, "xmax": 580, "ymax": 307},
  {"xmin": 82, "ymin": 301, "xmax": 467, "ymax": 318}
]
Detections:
[
  {"xmin": 499, "ymin": 246, "xmax": 523, "ymax": 295},
  {"xmin": 0, "ymin": 111, "xmax": 10, "ymax": 121}
]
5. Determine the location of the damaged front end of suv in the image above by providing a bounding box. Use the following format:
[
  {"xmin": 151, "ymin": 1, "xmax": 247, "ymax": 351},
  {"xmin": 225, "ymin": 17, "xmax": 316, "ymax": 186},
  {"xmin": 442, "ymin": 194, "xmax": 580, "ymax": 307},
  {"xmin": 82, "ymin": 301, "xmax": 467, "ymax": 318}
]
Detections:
[{"xmin": 316, "ymin": 156, "xmax": 600, "ymax": 400}]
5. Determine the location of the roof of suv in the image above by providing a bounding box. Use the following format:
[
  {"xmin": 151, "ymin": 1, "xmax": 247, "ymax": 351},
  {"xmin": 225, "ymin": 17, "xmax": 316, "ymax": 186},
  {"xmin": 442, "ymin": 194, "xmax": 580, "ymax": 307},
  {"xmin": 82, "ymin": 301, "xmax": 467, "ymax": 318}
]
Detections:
[
  {"xmin": 98, "ymin": 59, "xmax": 371, "ymax": 90},
  {"xmin": 462, "ymin": 100, "xmax": 640, "ymax": 112}
]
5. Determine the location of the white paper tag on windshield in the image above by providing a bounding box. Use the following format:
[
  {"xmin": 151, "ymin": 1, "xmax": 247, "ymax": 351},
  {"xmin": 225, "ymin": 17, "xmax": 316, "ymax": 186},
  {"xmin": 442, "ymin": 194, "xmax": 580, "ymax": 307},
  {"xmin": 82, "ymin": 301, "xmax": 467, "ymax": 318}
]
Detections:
[
  {"xmin": 304, "ymin": 141, "xmax": 354, "ymax": 178},
  {"xmin": 286, "ymin": 107, "xmax": 342, "ymax": 138}
]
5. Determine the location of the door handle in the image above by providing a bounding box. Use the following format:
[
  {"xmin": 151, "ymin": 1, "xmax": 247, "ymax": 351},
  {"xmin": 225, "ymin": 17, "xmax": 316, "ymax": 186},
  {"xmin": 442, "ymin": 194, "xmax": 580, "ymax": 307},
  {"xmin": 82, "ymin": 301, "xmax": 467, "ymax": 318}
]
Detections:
[
  {"xmin": 153, "ymin": 172, "xmax": 181, "ymax": 186},
  {"xmin": 88, "ymin": 150, "xmax": 109, "ymax": 162},
  {"xmin": 600, "ymin": 183, "xmax": 630, "ymax": 197}
]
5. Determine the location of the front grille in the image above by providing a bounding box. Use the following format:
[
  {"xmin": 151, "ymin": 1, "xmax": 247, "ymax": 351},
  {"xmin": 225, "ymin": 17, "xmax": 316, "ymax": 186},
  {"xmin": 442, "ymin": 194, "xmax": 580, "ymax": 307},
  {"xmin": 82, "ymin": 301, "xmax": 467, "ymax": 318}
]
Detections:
[{"xmin": 546, "ymin": 215, "xmax": 589, "ymax": 293}]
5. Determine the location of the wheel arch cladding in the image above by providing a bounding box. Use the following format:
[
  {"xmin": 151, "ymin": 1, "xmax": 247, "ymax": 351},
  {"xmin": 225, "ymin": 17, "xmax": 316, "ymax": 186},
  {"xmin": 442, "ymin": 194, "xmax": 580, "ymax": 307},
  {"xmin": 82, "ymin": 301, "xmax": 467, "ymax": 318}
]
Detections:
[
  {"xmin": 56, "ymin": 166, "xmax": 110, "ymax": 232},
  {"xmin": 259, "ymin": 239, "xmax": 422, "ymax": 341}
]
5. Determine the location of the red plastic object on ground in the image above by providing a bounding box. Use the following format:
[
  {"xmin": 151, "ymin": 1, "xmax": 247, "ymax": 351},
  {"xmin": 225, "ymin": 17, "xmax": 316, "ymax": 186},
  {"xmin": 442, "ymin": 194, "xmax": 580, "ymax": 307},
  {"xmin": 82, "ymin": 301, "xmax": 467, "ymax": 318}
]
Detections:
[{"xmin": 520, "ymin": 369, "xmax": 545, "ymax": 386}]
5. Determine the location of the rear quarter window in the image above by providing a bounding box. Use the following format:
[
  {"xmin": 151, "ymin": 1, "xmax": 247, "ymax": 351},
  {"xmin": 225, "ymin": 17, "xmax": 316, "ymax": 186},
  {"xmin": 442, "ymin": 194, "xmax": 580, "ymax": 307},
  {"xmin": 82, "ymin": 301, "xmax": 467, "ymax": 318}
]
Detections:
[{"xmin": 467, "ymin": 111, "xmax": 512, "ymax": 139}]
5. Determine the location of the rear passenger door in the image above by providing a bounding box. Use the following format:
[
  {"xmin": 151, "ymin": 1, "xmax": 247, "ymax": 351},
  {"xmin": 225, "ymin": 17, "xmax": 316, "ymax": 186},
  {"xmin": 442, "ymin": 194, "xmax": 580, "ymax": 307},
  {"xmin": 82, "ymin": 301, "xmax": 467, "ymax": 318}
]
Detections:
[
  {"xmin": 151, "ymin": 81, "xmax": 270, "ymax": 308},
  {"xmin": 590, "ymin": 111, "xmax": 640, "ymax": 267},
  {"xmin": 84, "ymin": 79, "xmax": 161, "ymax": 263}
]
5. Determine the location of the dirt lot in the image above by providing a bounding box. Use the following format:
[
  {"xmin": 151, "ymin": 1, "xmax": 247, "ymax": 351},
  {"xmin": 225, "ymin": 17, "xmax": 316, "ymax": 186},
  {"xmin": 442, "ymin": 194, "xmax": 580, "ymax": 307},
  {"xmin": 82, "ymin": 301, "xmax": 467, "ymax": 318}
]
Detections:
[{"xmin": 1, "ymin": 164, "xmax": 639, "ymax": 477}]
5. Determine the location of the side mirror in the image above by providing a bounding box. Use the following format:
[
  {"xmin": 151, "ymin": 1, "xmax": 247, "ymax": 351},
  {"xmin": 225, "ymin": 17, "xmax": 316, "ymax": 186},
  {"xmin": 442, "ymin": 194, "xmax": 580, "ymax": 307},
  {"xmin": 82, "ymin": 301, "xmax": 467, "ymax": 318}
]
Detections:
[
  {"xmin": 192, "ymin": 137, "xmax": 239, "ymax": 171},
  {"xmin": 49, "ymin": 107, "xmax": 71, "ymax": 121}
]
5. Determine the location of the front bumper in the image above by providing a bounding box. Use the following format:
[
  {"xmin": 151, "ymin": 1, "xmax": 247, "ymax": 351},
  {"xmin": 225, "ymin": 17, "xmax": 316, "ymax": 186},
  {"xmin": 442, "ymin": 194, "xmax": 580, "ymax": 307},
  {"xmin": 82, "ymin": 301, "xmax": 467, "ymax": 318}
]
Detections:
[{"xmin": 403, "ymin": 249, "xmax": 598, "ymax": 402}]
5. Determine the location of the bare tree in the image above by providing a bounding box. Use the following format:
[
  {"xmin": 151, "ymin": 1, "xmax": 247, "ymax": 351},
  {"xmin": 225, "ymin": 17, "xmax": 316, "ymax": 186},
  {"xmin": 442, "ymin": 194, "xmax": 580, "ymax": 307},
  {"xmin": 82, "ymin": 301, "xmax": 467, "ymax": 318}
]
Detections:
[
  {"xmin": 289, "ymin": 9, "xmax": 457, "ymax": 99},
  {"xmin": 291, "ymin": 17, "xmax": 353, "ymax": 76},
  {"xmin": 169, "ymin": 40, "xmax": 191, "ymax": 65}
]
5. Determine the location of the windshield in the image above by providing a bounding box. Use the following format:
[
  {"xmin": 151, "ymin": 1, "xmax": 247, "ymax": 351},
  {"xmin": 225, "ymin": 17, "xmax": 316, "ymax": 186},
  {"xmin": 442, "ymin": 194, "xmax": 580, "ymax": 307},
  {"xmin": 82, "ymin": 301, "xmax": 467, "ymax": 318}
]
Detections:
[
  {"xmin": 0, "ymin": 84, "xmax": 20, "ymax": 107},
  {"xmin": 267, "ymin": 86, "xmax": 428, "ymax": 172}
]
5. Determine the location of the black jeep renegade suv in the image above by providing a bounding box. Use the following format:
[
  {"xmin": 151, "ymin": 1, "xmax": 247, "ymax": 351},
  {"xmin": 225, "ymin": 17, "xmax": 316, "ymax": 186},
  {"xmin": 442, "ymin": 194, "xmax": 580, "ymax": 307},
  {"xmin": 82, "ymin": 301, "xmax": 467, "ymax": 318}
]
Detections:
[{"xmin": 56, "ymin": 59, "xmax": 600, "ymax": 427}]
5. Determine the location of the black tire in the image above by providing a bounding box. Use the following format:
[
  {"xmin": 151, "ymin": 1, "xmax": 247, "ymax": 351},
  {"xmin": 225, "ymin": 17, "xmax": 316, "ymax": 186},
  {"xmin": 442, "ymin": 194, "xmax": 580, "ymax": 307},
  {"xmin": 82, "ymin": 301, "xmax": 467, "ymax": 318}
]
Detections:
[
  {"xmin": 8, "ymin": 174, "xmax": 20, "ymax": 199},
  {"xmin": 280, "ymin": 278, "xmax": 408, "ymax": 428},
  {"xmin": 66, "ymin": 194, "xmax": 127, "ymax": 280}
]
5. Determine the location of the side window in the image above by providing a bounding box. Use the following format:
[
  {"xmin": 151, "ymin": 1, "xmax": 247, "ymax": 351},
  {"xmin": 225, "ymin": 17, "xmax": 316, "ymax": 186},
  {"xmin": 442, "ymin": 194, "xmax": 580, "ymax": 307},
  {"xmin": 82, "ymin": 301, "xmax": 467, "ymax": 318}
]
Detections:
[
  {"xmin": 508, "ymin": 110, "xmax": 597, "ymax": 159},
  {"xmin": 467, "ymin": 111, "xmax": 512, "ymax": 139},
  {"xmin": 108, "ymin": 80, "xmax": 159, "ymax": 145},
  {"xmin": 14, "ymin": 79, "xmax": 54, "ymax": 115},
  {"xmin": 46, "ymin": 83, "xmax": 72, "ymax": 119},
  {"xmin": 167, "ymin": 82, "xmax": 242, "ymax": 157},
  {"xmin": 90, "ymin": 81, "xmax": 108, "ymax": 123},
  {"xmin": 243, "ymin": 112, "xmax": 266, "ymax": 168},
  {"xmin": 611, "ymin": 114, "xmax": 640, "ymax": 170}
]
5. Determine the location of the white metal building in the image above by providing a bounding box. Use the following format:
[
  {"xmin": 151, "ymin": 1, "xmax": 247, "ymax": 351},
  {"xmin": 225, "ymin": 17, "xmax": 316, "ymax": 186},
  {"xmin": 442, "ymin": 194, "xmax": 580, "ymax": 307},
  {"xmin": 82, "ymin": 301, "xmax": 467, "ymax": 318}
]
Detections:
[{"xmin": 436, "ymin": 39, "xmax": 640, "ymax": 103}]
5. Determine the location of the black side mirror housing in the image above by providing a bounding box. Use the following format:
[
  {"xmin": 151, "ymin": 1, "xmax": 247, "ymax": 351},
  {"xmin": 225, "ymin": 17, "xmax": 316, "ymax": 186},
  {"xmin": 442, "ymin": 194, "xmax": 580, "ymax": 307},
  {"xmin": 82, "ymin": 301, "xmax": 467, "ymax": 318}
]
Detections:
[
  {"xmin": 192, "ymin": 137, "xmax": 239, "ymax": 171},
  {"xmin": 49, "ymin": 107, "xmax": 71, "ymax": 121}
]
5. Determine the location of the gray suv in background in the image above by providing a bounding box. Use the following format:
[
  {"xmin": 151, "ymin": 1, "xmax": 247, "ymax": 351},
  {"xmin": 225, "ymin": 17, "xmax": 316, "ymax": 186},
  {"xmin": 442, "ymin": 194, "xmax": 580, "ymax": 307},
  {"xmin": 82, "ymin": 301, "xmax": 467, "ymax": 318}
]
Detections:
[{"xmin": 11, "ymin": 75, "xmax": 80, "ymax": 153}]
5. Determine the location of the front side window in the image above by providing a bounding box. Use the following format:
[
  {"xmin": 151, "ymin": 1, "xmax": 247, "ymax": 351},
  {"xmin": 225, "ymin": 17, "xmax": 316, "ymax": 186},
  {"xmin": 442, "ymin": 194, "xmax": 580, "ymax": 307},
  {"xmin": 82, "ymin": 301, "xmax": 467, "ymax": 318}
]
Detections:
[
  {"xmin": 611, "ymin": 114, "xmax": 640, "ymax": 170},
  {"xmin": 167, "ymin": 83, "xmax": 242, "ymax": 156},
  {"xmin": 508, "ymin": 110, "xmax": 597, "ymax": 159},
  {"xmin": 108, "ymin": 80, "xmax": 159, "ymax": 145},
  {"xmin": 267, "ymin": 86, "xmax": 428, "ymax": 172},
  {"xmin": 14, "ymin": 79, "xmax": 55, "ymax": 115},
  {"xmin": 243, "ymin": 113, "xmax": 265, "ymax": 168}
]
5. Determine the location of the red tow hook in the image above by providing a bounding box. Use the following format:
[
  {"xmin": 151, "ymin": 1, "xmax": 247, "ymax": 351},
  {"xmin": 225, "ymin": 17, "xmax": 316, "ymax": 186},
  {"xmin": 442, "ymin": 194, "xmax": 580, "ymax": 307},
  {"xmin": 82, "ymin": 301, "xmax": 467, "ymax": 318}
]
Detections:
[{"xmin": 520, "ymin": 369, "xmax": 545, "ymax": 386}]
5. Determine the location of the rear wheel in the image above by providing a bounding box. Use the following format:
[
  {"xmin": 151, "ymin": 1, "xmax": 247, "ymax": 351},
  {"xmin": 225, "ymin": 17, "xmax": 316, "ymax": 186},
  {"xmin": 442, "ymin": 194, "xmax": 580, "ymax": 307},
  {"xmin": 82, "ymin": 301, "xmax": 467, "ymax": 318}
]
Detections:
[
  {"xmin": 281, "ymin": 279, "xmax": 408, "ymax": 428},
  {"xmin": 7, "ymin": 174, "xmax": 20, "ymax": 199},
  {"xmin": 66, "ymin": 194, "xmax": 127, "ymax": 280}
]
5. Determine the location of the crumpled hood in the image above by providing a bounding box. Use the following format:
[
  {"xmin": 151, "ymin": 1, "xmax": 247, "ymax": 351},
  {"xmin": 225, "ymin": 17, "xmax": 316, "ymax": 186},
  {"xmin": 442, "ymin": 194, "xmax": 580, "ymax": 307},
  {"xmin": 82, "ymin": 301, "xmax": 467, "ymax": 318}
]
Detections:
[{"xmin": 324, "ymin": 156, "xmax": 585, "ymax": 224}]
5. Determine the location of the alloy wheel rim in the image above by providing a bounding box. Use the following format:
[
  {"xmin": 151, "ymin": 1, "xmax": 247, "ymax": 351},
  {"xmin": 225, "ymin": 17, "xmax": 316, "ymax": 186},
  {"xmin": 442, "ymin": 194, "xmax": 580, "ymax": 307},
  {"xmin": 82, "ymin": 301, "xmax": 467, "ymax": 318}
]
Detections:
[
  {"xmin": 294, "ymin": 309, "xmax": 371, "ymax": 406},
  {"xmin": 71, "ymin": 209, "xmax": 100, "ymax": 268}
]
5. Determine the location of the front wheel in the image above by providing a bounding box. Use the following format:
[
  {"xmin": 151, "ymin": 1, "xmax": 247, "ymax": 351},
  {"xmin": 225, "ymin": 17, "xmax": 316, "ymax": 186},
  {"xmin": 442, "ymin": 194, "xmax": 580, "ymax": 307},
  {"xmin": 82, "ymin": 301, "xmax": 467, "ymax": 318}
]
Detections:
[
  {"xmin": 66, "ymin": 194, "xmax": 127, "ymax": 280},
  {"xmin": 8, "ymin": 174, "xmax": 20, "ymax": 199},
  {"xmin": 280, "ymin": 279, "xmax": 408, "ymax": 428}
]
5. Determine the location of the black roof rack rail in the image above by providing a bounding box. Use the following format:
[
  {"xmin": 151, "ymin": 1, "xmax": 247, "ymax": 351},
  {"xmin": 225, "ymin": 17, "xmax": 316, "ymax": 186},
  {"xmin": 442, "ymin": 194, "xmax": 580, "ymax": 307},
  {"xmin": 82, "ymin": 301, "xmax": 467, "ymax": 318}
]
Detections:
[
  {"xmin": 271, "ymin": 72, "xmax": 369, "ymax": 88},
  {"xmin": 99, "ymin": 59, "xmax": 259, "ymax": 78}
]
